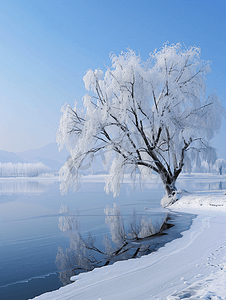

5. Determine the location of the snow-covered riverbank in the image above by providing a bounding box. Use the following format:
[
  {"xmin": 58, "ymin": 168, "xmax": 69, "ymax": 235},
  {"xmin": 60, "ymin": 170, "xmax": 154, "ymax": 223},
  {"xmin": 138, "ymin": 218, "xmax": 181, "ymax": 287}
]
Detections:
[{"xmin": 32, "ymin": 188, "xmax": 226, "ymax": 300}]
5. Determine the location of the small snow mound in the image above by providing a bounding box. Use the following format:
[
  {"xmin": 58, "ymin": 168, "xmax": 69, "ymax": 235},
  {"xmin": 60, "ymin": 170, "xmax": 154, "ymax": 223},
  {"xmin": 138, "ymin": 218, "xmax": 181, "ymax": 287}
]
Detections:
[
  {"xmin": 161, "ymin": 195, "xmax": 172, "ymax": 207},
  {"xmin": 161, "ymin": 190, "xmax": 189, "ymax": 208}
]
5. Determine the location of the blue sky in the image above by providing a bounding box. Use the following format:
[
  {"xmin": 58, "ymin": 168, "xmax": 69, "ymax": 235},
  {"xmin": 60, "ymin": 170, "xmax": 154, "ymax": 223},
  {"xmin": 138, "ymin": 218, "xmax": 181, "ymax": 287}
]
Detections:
[{"xmin": 0, "ymin": 0, "xmax": 226, "ymax": 157}]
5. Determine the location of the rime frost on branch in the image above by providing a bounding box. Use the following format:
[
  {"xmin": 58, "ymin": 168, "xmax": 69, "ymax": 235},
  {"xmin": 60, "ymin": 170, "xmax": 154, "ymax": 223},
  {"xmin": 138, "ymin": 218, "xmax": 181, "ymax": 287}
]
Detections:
[{"xmin": 57, "ymin": 43, "xmax": 224, "ymax": 198}]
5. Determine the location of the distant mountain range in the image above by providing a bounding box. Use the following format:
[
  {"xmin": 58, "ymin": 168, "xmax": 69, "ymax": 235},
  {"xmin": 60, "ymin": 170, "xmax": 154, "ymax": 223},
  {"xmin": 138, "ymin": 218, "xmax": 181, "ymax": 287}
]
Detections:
[
  {"xmin": 0, "ymin": 142, "xmax": 107, "ymax": 174},
  {"xmin": 0, "ymin": 142, "xmax": 69, "ymax": 171}
]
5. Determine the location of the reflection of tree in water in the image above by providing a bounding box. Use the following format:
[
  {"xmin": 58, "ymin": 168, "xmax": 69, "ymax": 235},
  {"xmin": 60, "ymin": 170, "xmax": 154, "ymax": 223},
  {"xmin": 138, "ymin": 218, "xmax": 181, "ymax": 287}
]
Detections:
[{"xmin": 56, "ymin": 204, "xmax": 173, "ymax": 285}]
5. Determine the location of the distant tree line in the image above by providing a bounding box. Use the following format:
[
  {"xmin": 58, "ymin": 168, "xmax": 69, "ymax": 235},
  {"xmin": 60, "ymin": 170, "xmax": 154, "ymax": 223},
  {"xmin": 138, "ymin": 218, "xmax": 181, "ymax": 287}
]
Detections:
[
  {"xmin": 0, "ymin": 162, "xmax": 50, "ymax": 177},
  {"xmin": 192, "ymin": 158, "xmax": 226, "ymax": 175}
]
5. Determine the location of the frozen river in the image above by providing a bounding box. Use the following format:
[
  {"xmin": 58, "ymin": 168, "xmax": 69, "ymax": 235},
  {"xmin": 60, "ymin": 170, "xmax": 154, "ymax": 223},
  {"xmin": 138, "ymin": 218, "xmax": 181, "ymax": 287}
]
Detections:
[{"xmin": 0, "ymin": 174, "xmax": 225, "ymax": 300}]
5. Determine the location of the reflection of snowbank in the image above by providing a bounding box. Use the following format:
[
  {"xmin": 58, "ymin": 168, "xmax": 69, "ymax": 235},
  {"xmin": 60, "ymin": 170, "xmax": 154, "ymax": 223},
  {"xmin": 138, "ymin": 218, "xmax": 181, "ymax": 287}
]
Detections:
[
  {"xmin": 0, "ymin": 162, "xmax": 50, "ymax": 177},
  {"xmin": 0, "ymin": 177, "xmax": 58, "ymax": 194}
]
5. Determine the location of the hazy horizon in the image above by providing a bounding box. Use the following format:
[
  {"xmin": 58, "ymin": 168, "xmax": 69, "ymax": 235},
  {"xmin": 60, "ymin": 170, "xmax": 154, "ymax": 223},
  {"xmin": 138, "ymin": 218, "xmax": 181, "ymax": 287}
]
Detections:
[{"xmin": 0, "ymin": 0, "xmax": 225, "ymax": 158}]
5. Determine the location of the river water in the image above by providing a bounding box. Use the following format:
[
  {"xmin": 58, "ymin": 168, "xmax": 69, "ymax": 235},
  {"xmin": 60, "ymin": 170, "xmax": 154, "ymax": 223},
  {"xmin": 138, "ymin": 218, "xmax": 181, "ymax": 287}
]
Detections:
[{"xmin": 0, "ymin": 174, "xmax": 225, "ymax": 300}]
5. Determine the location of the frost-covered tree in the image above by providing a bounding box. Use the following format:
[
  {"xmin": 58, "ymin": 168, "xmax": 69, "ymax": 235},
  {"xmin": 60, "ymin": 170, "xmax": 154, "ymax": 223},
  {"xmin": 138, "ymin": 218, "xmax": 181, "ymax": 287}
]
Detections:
[{"xmin": 57, "ymin": 43, "xmax": 224, "ymax": 201}]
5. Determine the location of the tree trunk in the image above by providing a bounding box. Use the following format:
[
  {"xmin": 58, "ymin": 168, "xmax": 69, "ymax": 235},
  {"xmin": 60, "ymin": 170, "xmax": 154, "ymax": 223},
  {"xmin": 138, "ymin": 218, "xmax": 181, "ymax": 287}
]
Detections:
[
  {"xmin": 159, "ymin": 171, "xmax": 177, "ymax": 198},
  {"xmin": 164, "ymin": 182, "xmax": 177, "ymax": 198},
  {"xmin": 160, "ymin": 175, "xmax": 178, "ymax": 207}
]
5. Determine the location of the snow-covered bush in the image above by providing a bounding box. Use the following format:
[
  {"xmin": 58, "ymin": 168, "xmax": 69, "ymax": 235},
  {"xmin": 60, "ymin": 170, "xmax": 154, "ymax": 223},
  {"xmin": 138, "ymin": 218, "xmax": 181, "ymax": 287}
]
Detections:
[{"xmin": 213, "ymin": 158, "xmax": 226, "ymax": 174}]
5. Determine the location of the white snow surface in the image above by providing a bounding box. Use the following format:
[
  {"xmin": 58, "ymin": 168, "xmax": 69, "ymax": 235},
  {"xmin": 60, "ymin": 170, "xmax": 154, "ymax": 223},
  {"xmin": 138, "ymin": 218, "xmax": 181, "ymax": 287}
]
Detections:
[{"xmin": 32, "ymin": 187, "xmax": 226, "ymax": 299}]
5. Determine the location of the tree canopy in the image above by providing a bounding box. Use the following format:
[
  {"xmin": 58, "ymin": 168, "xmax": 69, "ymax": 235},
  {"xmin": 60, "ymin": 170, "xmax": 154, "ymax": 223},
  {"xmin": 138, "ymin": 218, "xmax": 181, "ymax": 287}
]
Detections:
[{"xmin": 57, "ymin": 43, "xmax": 224, "ymax": 201}]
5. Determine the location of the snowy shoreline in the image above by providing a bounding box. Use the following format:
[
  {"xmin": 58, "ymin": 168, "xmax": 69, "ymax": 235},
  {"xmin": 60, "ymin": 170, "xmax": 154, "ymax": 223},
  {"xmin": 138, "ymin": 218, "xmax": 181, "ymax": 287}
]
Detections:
[{"xmin": 31, "ymin": 185, "xmax": 226, "ymax": 300}]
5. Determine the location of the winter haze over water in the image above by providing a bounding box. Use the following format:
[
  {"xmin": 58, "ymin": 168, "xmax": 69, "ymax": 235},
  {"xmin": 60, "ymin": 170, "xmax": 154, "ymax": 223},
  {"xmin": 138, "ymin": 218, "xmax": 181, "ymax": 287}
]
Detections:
[{"xmin": 0, "ymin": 0, "xmax": 226, "ymax": 158}]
